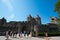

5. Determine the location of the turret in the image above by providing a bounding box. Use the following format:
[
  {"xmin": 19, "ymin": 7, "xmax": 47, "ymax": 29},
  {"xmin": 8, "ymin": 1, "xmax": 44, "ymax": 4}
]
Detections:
[
  {"xmin": 27, "ymin": 15, "xmax": 32, "ymax": 21},
  {"xmin": 0, "ymin": 17, "xmax": 7, "ymax": 27},
  {"xmin": 35, "ymin": 15, "xmax": 41, "ymax": 24},
  {"xmin": 2, "ymin": 17, "xmax": 6, "ymax": 23}
]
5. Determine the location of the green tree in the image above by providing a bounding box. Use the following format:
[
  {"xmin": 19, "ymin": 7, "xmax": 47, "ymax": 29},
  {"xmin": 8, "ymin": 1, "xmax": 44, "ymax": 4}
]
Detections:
[
  {"xmin": 55, "ymin": 0, "xmax": 60, "ymax": 31},
  {"xmin": 55, "ymin": 0, "xmax": 60, "ymax": 18}
]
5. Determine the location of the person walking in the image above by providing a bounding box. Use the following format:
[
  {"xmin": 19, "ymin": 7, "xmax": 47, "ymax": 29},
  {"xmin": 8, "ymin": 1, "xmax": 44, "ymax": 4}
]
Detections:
[
  {"xmin": 45, "ymin": 32, "xmax": 49, "ymax": 40},
  {"xmin": 5, "ymin": 31, "xmax": 9, "ymax": 40}
]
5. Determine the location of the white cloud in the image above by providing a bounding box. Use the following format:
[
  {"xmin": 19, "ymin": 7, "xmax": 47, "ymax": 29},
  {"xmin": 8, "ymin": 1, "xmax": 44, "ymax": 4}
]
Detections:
[
  {"xmin": 8, "ymin": 14, "xmax": 15, "ymax": 19},
  {"xmin": 2, "ymin": 0, "xmax": 14, "ymax": 11}
]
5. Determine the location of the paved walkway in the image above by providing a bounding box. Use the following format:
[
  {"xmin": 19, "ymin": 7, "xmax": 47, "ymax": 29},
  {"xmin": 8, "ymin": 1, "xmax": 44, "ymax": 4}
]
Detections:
[{"xmin": 0, "ymin": 36, "xmax": 60, "ymax": 40}]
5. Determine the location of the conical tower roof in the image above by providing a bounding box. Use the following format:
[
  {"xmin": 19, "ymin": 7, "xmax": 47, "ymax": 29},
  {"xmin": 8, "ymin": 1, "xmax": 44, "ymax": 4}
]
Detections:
[
  {"xmin": 27, "ymin": 14, "xmax": 32, "ymax": 18},
  {"xmin": 35, "ymin": 15, "xmax": 40, "ymax": 19}
]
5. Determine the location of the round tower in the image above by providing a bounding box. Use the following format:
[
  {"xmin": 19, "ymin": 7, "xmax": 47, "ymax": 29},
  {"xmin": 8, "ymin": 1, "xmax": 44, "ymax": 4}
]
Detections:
[
  {"xmin": 2, "ymin": 17, "xmax": 6, "ymax": 23},
  {"xmin": 0, "ymin": 17, "xmax": 7, "ymax": 27},
  {"xmin": 35, "ymin": 15, "xmax": 41, "ymax": 24},
  {"xmin": 27, "ymin": 15, "xmax": 32, "ymax": 21}
]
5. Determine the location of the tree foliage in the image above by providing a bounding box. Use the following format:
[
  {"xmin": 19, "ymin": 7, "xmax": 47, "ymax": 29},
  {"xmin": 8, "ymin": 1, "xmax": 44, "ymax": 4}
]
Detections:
[
  {"xmin": 55, "ymin": 0, "xmax": 60, "ymax": 31},
  {"xmin": 55, "ymin": 0, "xmax": 60, "ymax": 18},
  {"xmin": 57, "ymin": 19, "xmax": 60, "ymax": 31}
]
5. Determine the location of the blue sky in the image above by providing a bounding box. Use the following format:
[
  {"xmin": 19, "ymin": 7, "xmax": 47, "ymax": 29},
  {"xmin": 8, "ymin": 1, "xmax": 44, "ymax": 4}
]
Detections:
[{"xmin": 0, "ymin": 0, "xmax": 58, "ymax": 24}]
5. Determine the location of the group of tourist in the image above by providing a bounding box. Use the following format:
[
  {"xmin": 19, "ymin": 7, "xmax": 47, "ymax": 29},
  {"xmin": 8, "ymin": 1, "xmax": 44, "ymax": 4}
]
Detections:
[{"xmin": 5, "ymin": 30, "xmax": 31, "ymax": 39}]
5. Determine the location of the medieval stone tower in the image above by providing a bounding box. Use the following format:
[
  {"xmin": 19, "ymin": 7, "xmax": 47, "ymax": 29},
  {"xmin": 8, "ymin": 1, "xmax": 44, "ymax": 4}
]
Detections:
[
  {"xmin": 27, "ymin": 15, "xmax": 41, "ymax": 36},
  {"xmin": 35, "ymin": 15, "xmax": 41, "ymax": 25},
  {"xmin": 27, "ymin": 15, "xmax": 32, "ymax": 21}
]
